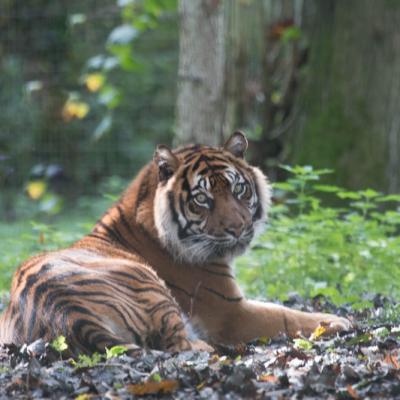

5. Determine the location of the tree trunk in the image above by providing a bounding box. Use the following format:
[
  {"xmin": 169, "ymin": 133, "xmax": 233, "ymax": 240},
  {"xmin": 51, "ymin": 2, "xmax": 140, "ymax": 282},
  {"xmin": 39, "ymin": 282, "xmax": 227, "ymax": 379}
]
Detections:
[
  {"xmin": 291, "ymin": 0, "xmax": 400, "ymax": 192},
  {"xmin": 175, "ymin": 0, "xmax": 225, "ymax": 146}
]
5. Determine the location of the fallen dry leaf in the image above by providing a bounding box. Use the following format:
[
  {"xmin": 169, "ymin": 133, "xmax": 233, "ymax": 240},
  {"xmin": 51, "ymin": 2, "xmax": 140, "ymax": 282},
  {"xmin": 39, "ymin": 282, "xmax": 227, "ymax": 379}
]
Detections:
[
  {"xmin": 347, "ymin": 384, "xmax": 360, "ymax": 400},
  {"xmin": 126, "ymin": 380, "xmax": 179, "ymax": 396},
  {"xmin": 258, "ymin": 374, "xmax": 279, "ymax": 383},
  {"xmin": 383, "ymin": 351, "xmax": 399, "ymax": 369}
]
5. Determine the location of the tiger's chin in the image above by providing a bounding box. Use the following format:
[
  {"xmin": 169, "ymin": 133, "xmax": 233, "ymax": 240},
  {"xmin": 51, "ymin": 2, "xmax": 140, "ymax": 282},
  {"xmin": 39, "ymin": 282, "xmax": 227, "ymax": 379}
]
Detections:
[{"xmin": 162, "ymin": 235, "xmax": 252, "ymax": 265}]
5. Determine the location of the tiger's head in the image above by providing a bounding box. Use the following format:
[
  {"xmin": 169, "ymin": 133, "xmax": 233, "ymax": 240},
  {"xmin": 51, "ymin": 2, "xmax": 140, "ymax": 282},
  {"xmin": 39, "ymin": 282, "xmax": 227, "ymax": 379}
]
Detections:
[{"xmin": 153, "ymin": 132, "xmax": 271, "ymax": 264}]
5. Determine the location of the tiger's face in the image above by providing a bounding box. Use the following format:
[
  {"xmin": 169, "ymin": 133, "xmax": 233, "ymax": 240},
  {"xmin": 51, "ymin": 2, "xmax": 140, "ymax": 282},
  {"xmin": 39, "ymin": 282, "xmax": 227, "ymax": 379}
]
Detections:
[{"xmin": 153, "ymin": 132, "xmax": 271, "ymax": 264}]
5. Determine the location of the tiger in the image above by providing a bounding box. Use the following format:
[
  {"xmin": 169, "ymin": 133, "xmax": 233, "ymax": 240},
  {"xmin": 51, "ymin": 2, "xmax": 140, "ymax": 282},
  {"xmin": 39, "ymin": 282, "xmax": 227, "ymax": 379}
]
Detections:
[{"xmin": 0, "ymin": 131, "xmax": 351, "ymax": 356}]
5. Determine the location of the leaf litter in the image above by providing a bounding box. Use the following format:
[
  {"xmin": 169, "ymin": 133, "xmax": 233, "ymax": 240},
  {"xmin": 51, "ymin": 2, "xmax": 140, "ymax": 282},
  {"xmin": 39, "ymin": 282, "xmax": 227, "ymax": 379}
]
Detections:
[{"xmin": 0, "ymin": 294, "xmax": 399, "ymax": 399}]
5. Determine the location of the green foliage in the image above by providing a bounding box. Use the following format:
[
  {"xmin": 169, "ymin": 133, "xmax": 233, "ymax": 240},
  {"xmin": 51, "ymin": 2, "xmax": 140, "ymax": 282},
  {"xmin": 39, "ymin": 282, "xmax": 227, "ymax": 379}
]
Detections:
[
  {"xmin": 236, "ymin": 166, "xmax": 400, "ymax": 308},
  {"xmin": 84, "ymin": 0, "xmax": 178, "ymax": 145},
  {"xmin": 151, "ymin": 373, "xmax": 162, "ymax": 382},
  {"xmin": 72, "ymin": 345, "xmax": 128, "ymax": 369},
  {"xmin": 293, "ymin": 338, "xmax": 313, "ymax": 350},
  {"xmin": 0, "ymin": 0, "xmax": 179, "ymax": 211},
  {"xmin": 72, "ymin": 353, "xmax": 103, "ymax": 369},
  {"xmin": 51, "ymin": 335, "xmax": 69, "ymax": 353},
  {"xmin": 105, "ymin": 345, "xmax": 128, "ymax": 360}
]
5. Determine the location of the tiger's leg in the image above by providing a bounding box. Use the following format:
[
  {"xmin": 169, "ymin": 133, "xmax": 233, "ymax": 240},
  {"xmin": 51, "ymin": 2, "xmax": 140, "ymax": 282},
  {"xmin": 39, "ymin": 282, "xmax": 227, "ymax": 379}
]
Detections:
[
  {"xmin": 146, "ymin": 298, "xmax": 214, "ymax": 352},
  {"xmin": 196, "ymin": 298, "xmax": 351, "ymax": 344}
]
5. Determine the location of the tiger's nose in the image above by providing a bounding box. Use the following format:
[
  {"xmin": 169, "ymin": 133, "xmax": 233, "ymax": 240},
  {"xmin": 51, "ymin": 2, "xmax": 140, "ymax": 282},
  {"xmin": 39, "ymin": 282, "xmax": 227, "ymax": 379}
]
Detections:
[{"xmin": 224, "ymin": 225, "xmax": 244, "ymax": 238}]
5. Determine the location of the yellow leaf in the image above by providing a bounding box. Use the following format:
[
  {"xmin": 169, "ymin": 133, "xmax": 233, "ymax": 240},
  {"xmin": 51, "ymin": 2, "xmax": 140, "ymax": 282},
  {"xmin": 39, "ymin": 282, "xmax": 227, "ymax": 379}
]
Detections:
[
  {"xmin": 85, "ymin": 73, "xmax": 105, "ymax": 92},
  {"xmin": 310, "ymin": 324, "xmax": 327, "ymax": 340},
  {"xmin": 26, "ymin": 180, "xmax": 47, "ymax": 200},
  {"xmin": 257, "ymin": 336, "xmax": 270, "ymax": 345},
  {"xmin": 75, "ymin": 394, "xmax": 94, "ymax": 400},
  {"xmin": 208, "ymin": 354, "xmax": 220, "ymax": 364},
  {"xmin": 126, "ymin": 380, "xmax": 179, "ymax": 396},
  {"xmin": 62, "ymin": 100, "xmax": 90, "ymax": 121}
]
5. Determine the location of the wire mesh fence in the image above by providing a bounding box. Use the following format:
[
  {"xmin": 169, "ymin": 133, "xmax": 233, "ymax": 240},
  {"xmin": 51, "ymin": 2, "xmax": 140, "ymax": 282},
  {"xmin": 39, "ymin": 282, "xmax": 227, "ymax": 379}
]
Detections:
[{"xmin": 0, "ymin": 1, "xmax": 178, "ymax": 218}]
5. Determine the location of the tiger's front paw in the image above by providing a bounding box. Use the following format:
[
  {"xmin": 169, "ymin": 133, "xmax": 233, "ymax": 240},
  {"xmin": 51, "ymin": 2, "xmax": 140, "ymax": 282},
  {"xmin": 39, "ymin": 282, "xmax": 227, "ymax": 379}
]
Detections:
[
  {"xmin": 288, "ymin": 311, "xmax": 352, "ymax": 338},
  {"xmin": 190, "ymin": 339, "xmax": 215, "ymax": 353},
  {"xmin": 307, "ymin": 313, "xmax": 352, "ymax": 337}
]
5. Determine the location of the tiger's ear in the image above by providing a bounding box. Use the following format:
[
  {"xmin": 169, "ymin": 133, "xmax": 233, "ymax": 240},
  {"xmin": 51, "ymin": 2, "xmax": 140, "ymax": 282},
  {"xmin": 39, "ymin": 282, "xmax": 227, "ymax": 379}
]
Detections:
[
  {"xmin": 154, "ymin": 145, "xmax": 179, "ymax": 182},
  {"xmin": 223, "ymin": 131, "xmax": 248, "ymax": 158}
]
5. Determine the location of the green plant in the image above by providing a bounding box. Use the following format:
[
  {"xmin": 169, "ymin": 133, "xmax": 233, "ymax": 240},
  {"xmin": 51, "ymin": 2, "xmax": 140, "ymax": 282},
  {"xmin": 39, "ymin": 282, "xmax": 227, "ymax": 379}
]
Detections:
[
  {"xmin": 72, "ymin": 353, "xmax": 103, "ymax": 369},
  {"xmin": 105, "ymin": 345, "xmax": 128, "ymax": 359},
  {"xmin": 51, "ymin": 335, "xmax": 69, "ymax": 353},
  {"xmin": 236, "ymin": 165, "xmax": 400, "ymax": 309},
  {"xmin": 71, "ymin": 345, "xmax": 128, "ymax": 369}
]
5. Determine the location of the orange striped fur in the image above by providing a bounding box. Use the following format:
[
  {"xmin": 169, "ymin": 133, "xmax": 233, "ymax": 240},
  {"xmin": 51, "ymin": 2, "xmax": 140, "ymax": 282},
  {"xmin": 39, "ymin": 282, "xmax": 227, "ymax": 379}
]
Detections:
[{"xmin": 0, "ymin": 132, "xmax": 351, "ymax": 355}]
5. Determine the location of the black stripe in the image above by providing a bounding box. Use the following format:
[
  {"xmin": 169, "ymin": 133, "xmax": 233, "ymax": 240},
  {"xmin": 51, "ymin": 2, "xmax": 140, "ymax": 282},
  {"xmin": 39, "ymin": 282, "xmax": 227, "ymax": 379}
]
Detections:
[
  {"xmin": 145, "ymin": 300, "xmax": 174, "ymax": 316},
  {"xmin": 167, "ymin": 191, "xmax": 187, "ymax": 239},
  {"xmin": 160, "ymin": 309, "xmax": 182, "ymax": 335},
  {"xmin": 87, "ymin": 233, "xmax": 113, "ymax": 244},
  {"xmin": 200, "ymin": 268, "xmax": 234, "ymax": 278},
  {"xmin": 202, "ymin": 286, "xmax": 243, "ymax": 302},
  {"xmin": 110, "ymin": 268, "xmax": 156, "ymax": 283},
  {"xmin": 192, "ymin": 154, "xmax": 210, "ymax": 172},
  {"xmin": 96, "ymin": 221, "xmax": 122, "ymax": 245},
  {"xmin": 165, "ymin": 281, "xmax": 194, "ymax": 299},
  {"xmin": 19, "ymin": 263, "xmax": 53, "ymax": 311},
  {"xmin": 163, "ymin": 322, "xmax": 186, "ymax": 343},
  {"xmin": 135, "ymin": 178, "xmax": 150, "ymax": 209},
  {"xmin": 175, "ymin": 144, "xmax": 201, "ymax": 155},
  {"xmin": 16, "ymin": 257, "xmax": 42, "ymax": 287},
  {"xmin": 116, "ymin": 205, "xmax": 134, "ymax": 235},
  {"xmin": 71, "ymin": 278, "xmax": 171, "ymax": 308},
  {"xmin": 72, "ymin": 319, "xmax": 104, "ymax": 351},
  {"xmin": 97, "ymin": 220, "xmax": 133, "ymax": 251}
]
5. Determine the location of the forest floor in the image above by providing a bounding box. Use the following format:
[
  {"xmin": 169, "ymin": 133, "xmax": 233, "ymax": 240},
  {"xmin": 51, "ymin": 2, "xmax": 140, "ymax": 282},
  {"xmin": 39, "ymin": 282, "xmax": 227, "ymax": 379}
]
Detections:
[{"xmin": 0, "ymin": 295, "xmax": 399, "ymax": 399}]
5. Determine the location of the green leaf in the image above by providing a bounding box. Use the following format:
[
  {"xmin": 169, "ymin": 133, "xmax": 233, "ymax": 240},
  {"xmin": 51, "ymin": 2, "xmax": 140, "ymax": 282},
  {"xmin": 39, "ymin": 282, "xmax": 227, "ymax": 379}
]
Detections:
[
  {"xmin": 51, "ymin": 335, "xmax": 68, "ymax": 353},
  {"xmin": 376, "ymin": 194, "xmax": 400, "ymax": 202},
  {"xmin": 337, "ymin": 191, "xmax": 362, "ymax": 200},
  {"xmin": 273, "ymin": 182, "xmax": 295, "ymax": 191},
  {"xmin": 372, "ymin": 327, "xmax": 390, "ymax": 337},
  {"xmin": 293, "ymin": 338, "xmax": 313, "ymax": 350},
  {"xmin": 359, "ymin": 189, "xmax": 380, "ymax": 199},
  {"xmin": 73, "ymin": 353, "xmax": 103, "ymax": 369},
  {"xmin": 151, "ymin": 373, "xmax": 162, "ymax": 383},
  {"xmin": 105, "ymin": 345, "xmax": 128, "ymax": 359},
  {"xmin": 313, "ymin": 184, "xmax": 341, "ymax": 193},
  {"xmin": 281, "ymin": 26, "xmax": 302, "ymax": 43},
  {"xmin": 98, "ymin": 86, "xmax": 122, "ymax": 109}
]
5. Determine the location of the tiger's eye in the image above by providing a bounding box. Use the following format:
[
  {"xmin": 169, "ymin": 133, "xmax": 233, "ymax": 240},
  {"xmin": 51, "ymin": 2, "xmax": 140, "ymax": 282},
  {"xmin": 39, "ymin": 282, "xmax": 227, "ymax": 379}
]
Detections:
[
  {"xmin": 233, "ymin": 183, "xmax": 244, "ymax": 194},
  {"xmin": 194, "ymin": 193, "xmax": 208, "ymax": 204}
]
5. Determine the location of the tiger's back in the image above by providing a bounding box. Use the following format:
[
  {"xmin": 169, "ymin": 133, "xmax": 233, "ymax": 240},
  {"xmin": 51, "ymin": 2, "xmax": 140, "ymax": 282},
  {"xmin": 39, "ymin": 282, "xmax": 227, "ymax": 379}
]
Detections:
[{"xmin": 0, "ymin": 246, "xmax": 194, "ymax": 354}]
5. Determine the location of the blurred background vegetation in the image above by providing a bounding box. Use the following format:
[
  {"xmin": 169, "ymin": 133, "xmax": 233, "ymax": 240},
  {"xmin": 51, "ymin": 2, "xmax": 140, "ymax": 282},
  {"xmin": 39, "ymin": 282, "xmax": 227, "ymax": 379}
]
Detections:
[{"xmin": 0, "ymin": 0, "xmax": 399, "ymax": 308}]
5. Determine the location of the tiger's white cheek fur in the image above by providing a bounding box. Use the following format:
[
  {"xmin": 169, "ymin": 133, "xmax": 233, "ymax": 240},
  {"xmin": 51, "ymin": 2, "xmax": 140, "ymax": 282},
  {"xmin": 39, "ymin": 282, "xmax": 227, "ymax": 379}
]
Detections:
[
  {"xmin": 154, "ymin": 177, "xmax": 193, "ymax": 262},
  {"xmin": 251, "ymin": 166, "xmax": 272, "ymax": 237},
  {"xmin": 153, "ymin": 177, "xmax": 178, "ymax": 250}
]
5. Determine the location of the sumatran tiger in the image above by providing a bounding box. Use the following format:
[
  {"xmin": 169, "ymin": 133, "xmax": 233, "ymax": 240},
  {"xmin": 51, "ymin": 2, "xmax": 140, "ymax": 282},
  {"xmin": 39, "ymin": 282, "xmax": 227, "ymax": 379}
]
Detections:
[{"xmin": 0, "ymin": 132, "xmax": 351, "ymax": 355}]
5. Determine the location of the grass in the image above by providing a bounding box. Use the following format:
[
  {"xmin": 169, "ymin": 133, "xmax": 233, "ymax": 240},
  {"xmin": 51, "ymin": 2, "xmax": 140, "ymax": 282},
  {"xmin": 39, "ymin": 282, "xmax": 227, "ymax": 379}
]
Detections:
[
  {"xmin": 1, "ymin": 167, "xmax": 399, "ymax": 319},
  {"xmin": 0, "ymin": 195, "xmax": 112, "ymax": 293}
]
